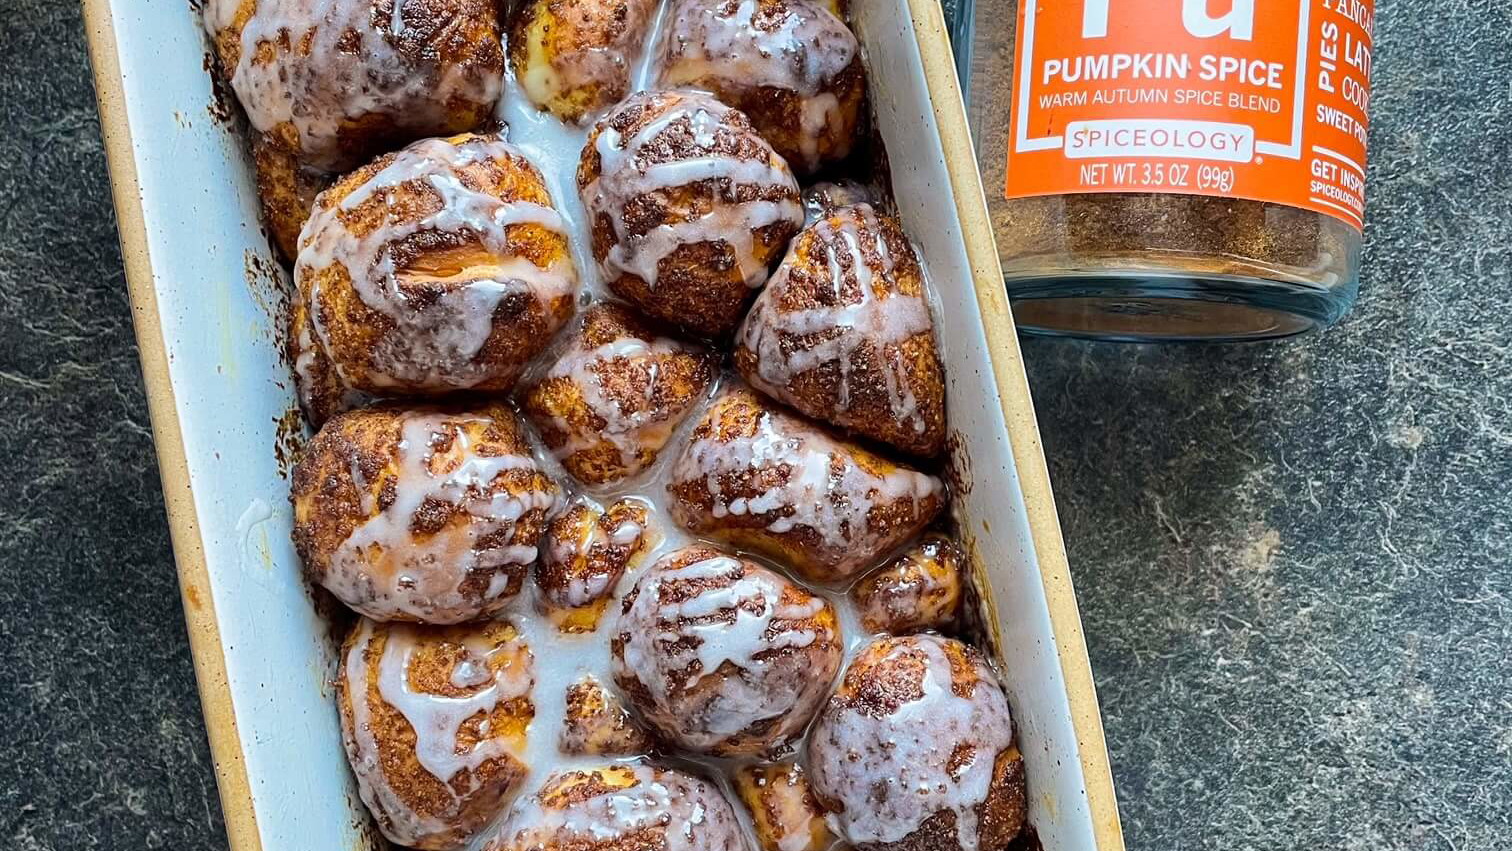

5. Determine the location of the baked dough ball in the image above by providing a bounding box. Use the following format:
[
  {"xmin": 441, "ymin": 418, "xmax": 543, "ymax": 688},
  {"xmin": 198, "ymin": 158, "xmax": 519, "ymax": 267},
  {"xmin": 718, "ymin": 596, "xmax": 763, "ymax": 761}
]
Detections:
[
  {"xmin": 802, "ymin": 179, "xmax": 876, "ymax": 226},
  {"xmin": 807, "ymin": 635, "xmax": 1028, "ymax": 851},
  {"xmin": 251, "ymin": 139, "xmax": 332, "ymax": 261},
  {"xmin": 291, "ymin": 403, "xmax": 563, "ymax": 623},
  {"xmin": 577, "ymin": 90, "xmax": 804, "ymax": 338},
  {"xmin": 736, "ymin": 203, "xmax": 946, "ymax": 456},
  {"xmin": 204, "ymin": 0, "xmax": 506, "ymax": 257},
  {"xmin": 666, "ymin": 387, "xmax": 944, "ymax": 583},
  {"xmin": 732, "ymin": 761, "xmax": 836, "ymax": 851},
  {"xmin": 657, "ymin": 0, "xmax": 865, "ymax": 174},
  {"xmin": 485, "ymin": 763, "xmax": 747, "ymax": 851},
  {"xmin": 288, "ymin": 289, "xmax": 368, "ymax": 428},
  {"xmin": 535, "ymin": 496, "xmax": 652, "ymax": 632},
  {"xmin": 522, "ymin": 303, "xmax": 718, "ymax": 486},
  {"xmin": 851, "ymin": 533, "xmax": 965, "ymax": 635},
  {"xmin": 558, "ymin": 675, "xmax": 655, "ymax": 757},
  {"xmin": 508, "ymin": 0, "xmax": 659, "ymax": 124},
  {"xmin": 610, "ymin": 545, "xmax": 843, "ymax": 756},
  {"xmin": 339, "ymin": 618, "xmax": 535, "ymax": 850},
  {"xmin": 297, "ymin": 133, "xmax": 578, "ymax": 396}
]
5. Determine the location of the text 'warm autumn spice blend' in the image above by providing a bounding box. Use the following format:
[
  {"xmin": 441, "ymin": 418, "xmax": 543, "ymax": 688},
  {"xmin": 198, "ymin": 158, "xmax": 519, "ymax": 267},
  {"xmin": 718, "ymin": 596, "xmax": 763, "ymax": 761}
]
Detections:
[{"xmin": 966, "ymin": 0, "xmax": 1375, "ymax": 340}]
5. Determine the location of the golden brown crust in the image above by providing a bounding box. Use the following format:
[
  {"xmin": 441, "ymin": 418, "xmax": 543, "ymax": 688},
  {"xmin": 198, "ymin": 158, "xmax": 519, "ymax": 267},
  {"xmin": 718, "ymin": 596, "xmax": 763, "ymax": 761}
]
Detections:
[
  {"xmin": 508, "ymin": 0, "xmax": 658, "ymax": 124},
  {"xmin": 735, "ymin": 204, "xmax": 947, "ymax": 457},
  {"xmin": 290, "ymin": 402, "xmax": 562, "ymax": 623},
  {"xmin": 665, "ymin": 388, "xmax": 944, "ymax": 583},
  {"xmin": 577, "ymin": 90, "xmax": 803, "ymax": 339},
  {"xmin": 522, "ymin": 303, "xmax": 718, "ymax": 486},
  {"xmin": 298, "ymin": 133, "xmax": 577, "ymax": 396},
  {"xmin": 733, "ymin": 762, "xmax": 837, "ymax": 851},
  {"xmin": 851, "ymin": 534, "xmax": 965, "ymax": 635},
  {"xmin": 536, "ymin": 496, "xmax": 653, "ymax": 633},
  {"xmin": 337, "ymin": 618, "xmax": 534, "ymax": 850},
  {"xmin": 558, "ymin": 675, "xmax": 656, "ymax": 757},
  {"xmin": 610, "ymin": 545, "xmax": 844, "ymax": 756},
  {"xmin": 286, "ymin": 289, "xmax": 363, "ymax": 429},
  {"xmin": 251, "ymin": 130, "xmax": 332, "ymax": 260},
  {"xmin": 657, "ymin": 0, "xmax": 866, "ymax": 174}
]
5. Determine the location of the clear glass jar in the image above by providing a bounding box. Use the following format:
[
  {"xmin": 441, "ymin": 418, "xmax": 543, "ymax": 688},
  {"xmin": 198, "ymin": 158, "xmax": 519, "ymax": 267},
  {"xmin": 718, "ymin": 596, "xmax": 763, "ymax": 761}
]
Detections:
[{"xmin": 952, "ymin": 0, "xmax": 1369, "ymax": 342}]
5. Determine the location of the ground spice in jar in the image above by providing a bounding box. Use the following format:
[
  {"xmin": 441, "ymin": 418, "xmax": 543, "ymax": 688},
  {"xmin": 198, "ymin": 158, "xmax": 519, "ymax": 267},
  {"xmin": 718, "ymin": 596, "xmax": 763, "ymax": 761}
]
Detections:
[{"xmin": 963, "ymin": 0, "xmax": 1375, "ymax": 341}]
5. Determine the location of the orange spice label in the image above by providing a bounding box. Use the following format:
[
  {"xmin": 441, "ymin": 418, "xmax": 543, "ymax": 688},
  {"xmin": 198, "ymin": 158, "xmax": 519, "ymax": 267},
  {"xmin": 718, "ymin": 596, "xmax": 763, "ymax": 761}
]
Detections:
[{"xmin": 1005, "ymin": 0, "xmax": 1374, "ymax": 230}]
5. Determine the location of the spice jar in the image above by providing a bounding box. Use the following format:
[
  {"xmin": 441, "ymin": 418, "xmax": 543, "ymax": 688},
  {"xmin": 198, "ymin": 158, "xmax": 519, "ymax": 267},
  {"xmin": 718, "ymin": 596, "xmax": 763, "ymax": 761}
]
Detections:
[{"xmin": 961, "ymin": 0, "xmax": 1376, "ymax": 341}]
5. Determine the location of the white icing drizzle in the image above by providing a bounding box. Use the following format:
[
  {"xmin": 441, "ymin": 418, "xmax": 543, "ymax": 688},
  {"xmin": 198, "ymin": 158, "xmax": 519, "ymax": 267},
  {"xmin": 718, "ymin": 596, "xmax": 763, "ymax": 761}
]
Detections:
[
  {"xmin": 739, "ymin": 203, "xmax": 935, "ymax": 434},
  {"xmin": 325, "ymin": 410, "xmax": 563, "ymax": 623},
  {"xmin": 342, "ymin": 619, "xmax": 534, "ymax": 847},
  {"xmin": 205, "ymin": 0, "xmax": 503, "ymax": 171},
  {"xmin": 489, "ymin": 763, "xmax": 749, "ymax": 851},
  {"xmin": 668, "ymin": 391, "xmax": 942, "ymax": 575},
  {"xmin": 612, "ymin": 551, "xmax": 838, "ymax": 751},
  {"xmin": 657, "ymin": 0, "xmax": 859, "ymax": 172},
  {"xmin": 579, "ymin": 91, "xmax": 803, "ymax": 290},
  {"xmin": 808, "ymin": 635, "xmax": 1016, "ymax": 851},
  {"xmin": 296, "ymin": 135, "xmax": 578, "ymax": 391}
]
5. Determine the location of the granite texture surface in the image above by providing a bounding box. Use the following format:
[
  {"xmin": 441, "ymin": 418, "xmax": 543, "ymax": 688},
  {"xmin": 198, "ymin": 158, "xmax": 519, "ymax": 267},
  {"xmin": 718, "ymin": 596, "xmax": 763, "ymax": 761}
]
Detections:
[{"xmin": 1, "ymin": 1, "xmax": 1507, "ymax": 850}]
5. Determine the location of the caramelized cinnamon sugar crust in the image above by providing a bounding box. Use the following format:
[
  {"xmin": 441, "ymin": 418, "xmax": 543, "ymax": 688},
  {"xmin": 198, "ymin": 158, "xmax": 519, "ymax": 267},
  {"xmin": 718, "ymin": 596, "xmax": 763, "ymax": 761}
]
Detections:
[
  {"xmin": 522, "ymin": 302, "xmax": 718, "ymax": 486},
  {"xmin": 577, "ymin": 89, "xmax": 804, "ymax": 338},
  {"xmin": 610, "ymin": 545, "xmax": 843, "ymax": 756},
  {"xmin": 508, "ymin": 0, "xmax": 659, "ymax": 124},
  {"xmin": 297, "ymin": 133, "xmax": 578, "ymax": 396},
  {"xmin": 657, "ymin": 0, "xmax": 866, "ymax": 174},
  {"xmin": 736, "ymin": 202, "xmax": 947, "ymax": 456},
  {"xmin": 666, "ymin": 387, "xmax": 944, "ymax": 583},
  {"xmin": 252, "ymin": 136, "xmax": 332, "ymax": 260},
  {"xmin": 558, "ymin": 675, "xmax": 655, "ymax": 757},
  {"xmin": 851, "ymin": 533, "xmax": 965, "ymax": 635},
  {"xmin": 732, "ymin": 761, "xmax": 837, "ymax": 851},
  {"xmin": 287, "ymin": 288, "xmax": 369, "ymax": 428},
  {"xmin": 535, "ymin": 496, "xmax": 652, "ymax": 633},
  {"xmin": 338, "ymin": 618, "xmax": 535, "ymax": 850},
  {"xmin": 484, "ymin": 763, "xmax": 747, "ymax": 851},
  {"xmin": 204, "ymin": 0, "xmax": 506, "ymax": 257},
  {"xmin": 291, "ymin": 402, "xmax": 562, "ymax": 624},
  {"xmin": 807, "ymin": 635, "xmax": 1028, "ymax": 851}
]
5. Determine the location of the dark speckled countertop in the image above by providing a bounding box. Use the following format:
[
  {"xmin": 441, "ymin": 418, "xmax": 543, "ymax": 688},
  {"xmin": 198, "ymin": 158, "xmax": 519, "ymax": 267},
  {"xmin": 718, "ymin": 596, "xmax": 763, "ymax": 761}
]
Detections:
[{"xmin": 2, "ymin": 1, "xmax": 1508, "ymax": 849}]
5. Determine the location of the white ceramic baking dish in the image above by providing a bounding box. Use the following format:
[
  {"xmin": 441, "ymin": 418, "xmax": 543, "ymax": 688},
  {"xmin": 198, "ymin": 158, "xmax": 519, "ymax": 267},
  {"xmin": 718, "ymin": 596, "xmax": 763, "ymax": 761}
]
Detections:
[{"xmin": 82, "ymin": 1, "xmax": 1124, "ymax": 849}]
